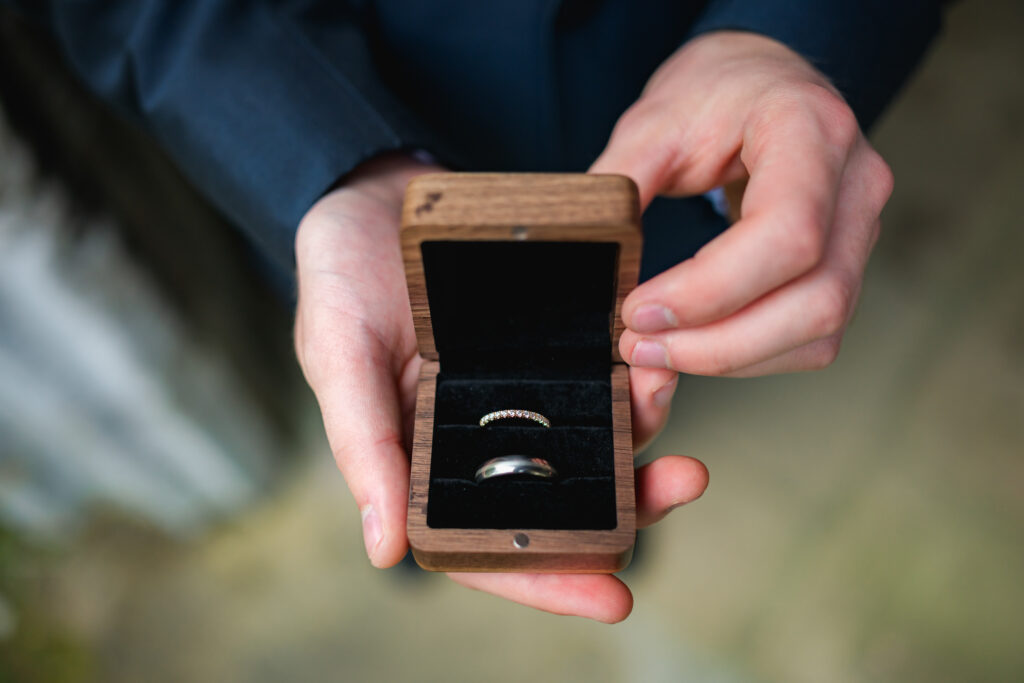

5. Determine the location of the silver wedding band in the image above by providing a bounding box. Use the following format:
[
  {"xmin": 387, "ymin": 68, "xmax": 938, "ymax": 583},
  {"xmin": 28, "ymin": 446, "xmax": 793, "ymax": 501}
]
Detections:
[
  {"xmin": 479, "ymin": 409, "xmax": 551, "ymax": 428},
  {"xmin": 475, "ymin": 455, "xmax": 558, "ymax": 483}
]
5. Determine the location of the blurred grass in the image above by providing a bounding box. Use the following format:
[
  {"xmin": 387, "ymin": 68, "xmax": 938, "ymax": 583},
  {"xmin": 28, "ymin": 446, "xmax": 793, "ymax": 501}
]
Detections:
[{"xmin": 0, "ymin": 529, "xmax": 94, "ymax": 682}]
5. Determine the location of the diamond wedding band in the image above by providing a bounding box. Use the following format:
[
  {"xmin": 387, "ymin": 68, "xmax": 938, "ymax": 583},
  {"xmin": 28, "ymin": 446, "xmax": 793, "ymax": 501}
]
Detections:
[{"xmin": 479, "ymin": 409, "xmax": 551, "ymax": 428}]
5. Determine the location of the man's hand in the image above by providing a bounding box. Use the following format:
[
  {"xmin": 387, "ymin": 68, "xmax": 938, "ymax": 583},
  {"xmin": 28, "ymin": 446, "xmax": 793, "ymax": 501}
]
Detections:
[
  {"xmin": 591, "ymin": 31, "xmax": 894, "ymax": 377},
  {"xmin": 295, "ymin": 154, "xmax": 429, "ymax": 570},
  {"xmin": 294, "ymin": 154, "xmax": 708, "ymax": 623}
]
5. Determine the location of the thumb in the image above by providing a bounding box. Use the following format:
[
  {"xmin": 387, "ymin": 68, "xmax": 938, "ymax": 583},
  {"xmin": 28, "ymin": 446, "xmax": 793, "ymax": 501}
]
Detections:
[
  {"xmin": 589, "ymin": 105, "xmax": 747, "ymax": 210},
  {"xmin": 588, "ymin": 109, "xmax": 672, "ymax": 210},
  {"xmin": 299, "ymin": 311, "xmax": 412, "ymax": 568}
]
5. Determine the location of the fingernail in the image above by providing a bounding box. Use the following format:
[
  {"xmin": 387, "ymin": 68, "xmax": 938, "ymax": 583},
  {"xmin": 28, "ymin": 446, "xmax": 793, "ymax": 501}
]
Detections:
[
  {"xmin": 652, "ymin": 375, "xmax": 678, "ymax": 408},
  {"xmin": 361, "ymin": 505, "xmax": 383, "ymax": 566},
  {"xmin": 632, "ymin": 340, "xmax": 670, "ymax": 369},
  {"xmin": 631, "ymin": 305, "xmax": 678, "ymax": 333}
]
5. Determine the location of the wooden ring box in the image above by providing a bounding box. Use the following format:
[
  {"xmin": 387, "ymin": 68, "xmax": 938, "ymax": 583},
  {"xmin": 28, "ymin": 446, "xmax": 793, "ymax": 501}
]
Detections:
[{"xmin": 401, "ymin": 173, "xmax": 642, "ymax": 572}]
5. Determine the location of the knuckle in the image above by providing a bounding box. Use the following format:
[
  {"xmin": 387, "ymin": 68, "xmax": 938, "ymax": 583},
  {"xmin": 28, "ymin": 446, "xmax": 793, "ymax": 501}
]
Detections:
[
  {"xmin": 783, "ymin": 209, "xmax": 828, "ymax": 272},
  {"xmin": 810, "ymin": 274, "xmax": 855, "ymax": 338},
  {"xmin": 864, "ymin": 149, "xmax": 895, "ymax": 208},
  {"xmin": 793, "ymin": 82, "xmax": 859, "ymax": 147},
  {"xmin": 757, "ymin": 82, "xmax": 859, "ymax": 149},
  {"xmin": 688, "ymin": 348, "xmax": 738, "ymax": 377},
  {"xmin": 816, "ymin": 98, "xmax": 859, "ymax": 149},
  {"xmin": 807, "ymin": 335, "xmax": 843, "ymax": 370},
  {"xmin": 334, "ymin": 431, "xmax": 402, "ymax": 468}
]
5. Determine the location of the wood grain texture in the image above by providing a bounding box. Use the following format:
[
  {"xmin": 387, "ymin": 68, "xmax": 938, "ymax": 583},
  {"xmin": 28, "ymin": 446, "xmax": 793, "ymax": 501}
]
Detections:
[
  {"xmin": 407, "ymin": 363, "xmax": 636, "ymax": 573},
  {"xmin": 401, "ymin": 173, "xmax": 642, "ymax": 363},
  {"xmin": 402, "ymin": 174, "xmax": 640, "ymax": 573}
]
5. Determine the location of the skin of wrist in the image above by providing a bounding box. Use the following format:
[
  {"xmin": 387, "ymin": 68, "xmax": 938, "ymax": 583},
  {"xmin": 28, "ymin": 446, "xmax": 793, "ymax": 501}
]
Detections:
[
  {"xmin": 343, "ymin": 152, "xmax": 443, "ymax": 204},
  {"xmin": 651, "ymin": 30, "xmax": 835, "ymax": 97},
  {"xmin": 297, "ymin": 152, "xmax": 443, "ymax": 249}
]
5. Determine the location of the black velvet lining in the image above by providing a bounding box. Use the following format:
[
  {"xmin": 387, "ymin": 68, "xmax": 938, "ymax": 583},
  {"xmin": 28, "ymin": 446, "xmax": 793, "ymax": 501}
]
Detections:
[
  {"xmin": 421, "ymin": 241, "xmax": 620, "ymax": 530},
  {"xmin": 421, "ymin": 241, "xmax": 618, "ymax": 375},
  {"xmin": 426, "ymin": 378, "xmax": 616, "ymax": 530}
]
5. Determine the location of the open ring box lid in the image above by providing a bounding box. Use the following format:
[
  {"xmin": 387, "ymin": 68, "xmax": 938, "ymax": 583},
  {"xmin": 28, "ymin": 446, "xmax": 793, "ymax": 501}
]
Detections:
[{"xmin": 402, "ymin": 173, "xmax": 642, "ymax": 572}]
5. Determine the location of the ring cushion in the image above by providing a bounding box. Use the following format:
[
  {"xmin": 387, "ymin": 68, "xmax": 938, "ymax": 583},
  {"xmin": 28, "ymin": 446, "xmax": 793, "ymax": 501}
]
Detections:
[{"xmin": 422, "ymin": 240, "xmax": 618, "ymax": 529}]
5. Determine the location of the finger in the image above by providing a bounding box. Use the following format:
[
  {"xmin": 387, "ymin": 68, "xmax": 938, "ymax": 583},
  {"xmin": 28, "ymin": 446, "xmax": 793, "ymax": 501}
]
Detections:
[
  {"xmin": 310, "ymin": 337, "xmax": 411, "ymax": 568},
  {"xmin": 447, "ymin": 572, "xmax": 634, "ymax": 624},
  {"xmin": 447, "ymin": 456, "xmax": 710, "ymax": 622},
  {"xmin": 636, "ymin": 455, "xmax": 709, "ymax": 528},
  {"xmin": 621, "ymin": 265, "xmax": 849, "ymax": 376},
  {"xmin": 721, "ymin": 334, "xmax": 843, "ymax": 377},
  {"xmin": 629, "ymin": 366, "xmax": 679, "ymax": 451},
  {"xmin": 715, "ymin": 208, "xmax": 883, "ymax": 377},
  {"xmin": 623, "ymin": 87, "xmax": 858, "ymax": 332},
  {"xmin": 588, "ymin": 103, "xmax": 677, "ymax": 209},
  {"xmin": 720, "ymin": 192, "xmax": 886, "ymax": 379},
  {"xmin": 588, "ymin": 104, "xmax": 747, "ymax": 209},
  {"xmin": 297, "ymin": 297, "xmax": 411, "ymax": 569},
  {"xmin": 622, "ymin": 138, "xmax": 890, "ymax": 376},
  {"xmin": 620, "ymin": 228, "xmax": 860, "ymax": 376}
]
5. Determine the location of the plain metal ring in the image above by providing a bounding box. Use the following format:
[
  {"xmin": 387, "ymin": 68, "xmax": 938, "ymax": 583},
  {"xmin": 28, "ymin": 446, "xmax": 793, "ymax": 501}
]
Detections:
[
  {"xmin": 474, "ymin": 455, "xmax": 558, "ymax": 483},
  {"xmin": 478, "ymin": 409, "xmax": 551, "ymax": 428}
]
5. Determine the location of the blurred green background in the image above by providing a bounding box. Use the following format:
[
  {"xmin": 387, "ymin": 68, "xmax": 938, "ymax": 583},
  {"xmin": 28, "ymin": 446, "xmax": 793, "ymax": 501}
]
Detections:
[{"xmin": 1, "ymin": 1, "xmax": 1022, "ymax": 681}]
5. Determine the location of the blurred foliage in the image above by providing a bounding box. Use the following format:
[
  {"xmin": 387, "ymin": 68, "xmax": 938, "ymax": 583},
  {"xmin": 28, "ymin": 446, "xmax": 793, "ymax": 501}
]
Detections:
[{"xmin": 0, "ymin": 527, "xmax": 93, "ymax": 683}]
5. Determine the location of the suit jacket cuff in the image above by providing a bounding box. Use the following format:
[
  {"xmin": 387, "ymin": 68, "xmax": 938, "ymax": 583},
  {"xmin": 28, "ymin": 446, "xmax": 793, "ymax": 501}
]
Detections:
[{"xmin": 39, "ymin": 2, "xmax": 439, "ymax": 269}]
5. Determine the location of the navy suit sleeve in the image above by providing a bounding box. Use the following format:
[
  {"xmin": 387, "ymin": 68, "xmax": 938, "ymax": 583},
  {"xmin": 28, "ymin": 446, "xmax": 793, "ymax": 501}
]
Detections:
[
  {"xmin": 6, "ymin": 0, "xmax": 430, "ymax": 267},
  {"xmin": 689, "ymin": 0, "xmax": 944, "ymax": 130}
]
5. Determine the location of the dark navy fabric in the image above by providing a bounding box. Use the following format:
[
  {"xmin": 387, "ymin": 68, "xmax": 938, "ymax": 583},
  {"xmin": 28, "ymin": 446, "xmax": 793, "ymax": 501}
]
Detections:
[
  {"xmin": 6, "ymin": 1, "xmax": 943, "ymax": 274},
  {"xmin": 689, "ymin": 0, "xmax": 944, "ymax": 134}
]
